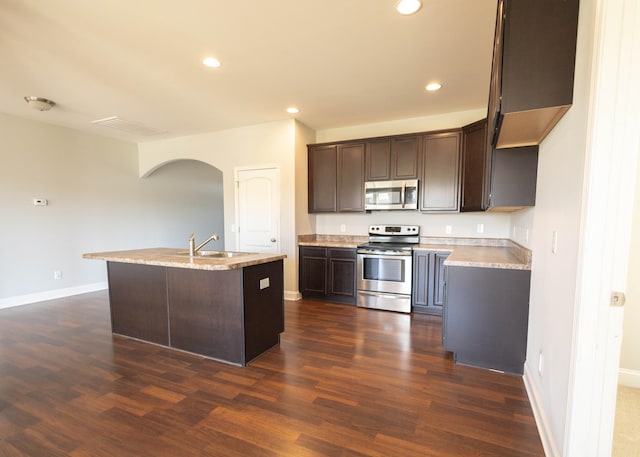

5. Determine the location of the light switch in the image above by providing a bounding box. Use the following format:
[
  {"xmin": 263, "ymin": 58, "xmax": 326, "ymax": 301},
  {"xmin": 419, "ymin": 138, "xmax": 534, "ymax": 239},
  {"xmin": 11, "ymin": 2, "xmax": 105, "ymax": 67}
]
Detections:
[{"xmin": 259, "ymin": 277, "xmax": 270, "ymax": 290}]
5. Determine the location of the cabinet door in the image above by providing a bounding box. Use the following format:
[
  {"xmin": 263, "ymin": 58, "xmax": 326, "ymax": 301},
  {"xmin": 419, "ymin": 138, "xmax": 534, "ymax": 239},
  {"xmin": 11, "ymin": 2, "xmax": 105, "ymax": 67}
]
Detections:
[
  {"xmin": 461, "ymin": 119, "xmax": 489, "ymax": 212},
  {"xmin": 328, "ymin": 248, "xmax": 356, "ymax": 304},
  {"xmin": 411, "ymin": 250, "xmax": 433, "ymax": 313},
  {"xmin": 308, "ymin": 145, "xmax": 337, "ymax": 213},
  {"xmin": 420, "ymin": 131, "xmax": 461, "ymax": 212},
  {"xmin": 337, "ymin": 143, "xmax": 365, "ymax": 212},
  {"xmin": 299, "ymin": 247, "xmax": 328, "ymax": 296},
  {"xmin": 487, "ymin": 0, "xmax": 505, "ymax": 150},
  {"xmin": 432, "ymin": 253, "xmax": 448, "ymax": 310},
  {"xmin": 365, "ymin": 139, "xmax": 392, "ymax": 181},
  {"xmin": 489, "ymin": 146, "xmax": 538, "ymax": 209},
  {"xmin": 392, "ymin": 136, "xmax": 419, "ymax": 179}
]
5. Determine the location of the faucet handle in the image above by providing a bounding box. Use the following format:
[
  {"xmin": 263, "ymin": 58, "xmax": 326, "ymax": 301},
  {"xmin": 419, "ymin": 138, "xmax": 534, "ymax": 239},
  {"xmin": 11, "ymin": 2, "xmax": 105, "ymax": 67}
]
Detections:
[{"xmin": 189, "ymin": 232, "xmax": 195, "ymax": 241}]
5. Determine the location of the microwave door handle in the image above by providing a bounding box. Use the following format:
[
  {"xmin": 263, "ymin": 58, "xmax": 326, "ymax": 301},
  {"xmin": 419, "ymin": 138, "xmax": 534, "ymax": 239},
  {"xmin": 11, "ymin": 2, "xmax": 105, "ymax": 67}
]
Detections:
[{"xmin": 400, "ymin": 181, "xmax": 406, "ymax": 208}]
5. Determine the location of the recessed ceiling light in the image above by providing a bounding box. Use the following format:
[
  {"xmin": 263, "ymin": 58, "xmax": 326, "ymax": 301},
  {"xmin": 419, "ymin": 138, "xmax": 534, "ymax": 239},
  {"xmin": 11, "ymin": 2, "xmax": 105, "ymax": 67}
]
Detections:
[
  {"xmin": 396, "ymin": 0, "xmax": 422, "ymax": 15},
  {"xmin": 286, "ymin": 107, "xmax": 299, "ymax": 114},
  {"xmin": 202, "ymin": 57, "xmax": 221, "ymax": 68},
  {"xmin": 426, "ymin": 82, "xmax": 442, "ymax": 91}
]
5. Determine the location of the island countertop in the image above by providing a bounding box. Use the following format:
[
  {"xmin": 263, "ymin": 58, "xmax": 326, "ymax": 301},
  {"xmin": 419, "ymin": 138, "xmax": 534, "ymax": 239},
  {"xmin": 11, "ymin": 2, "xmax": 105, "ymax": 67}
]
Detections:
[{"xmin": 83, "ymin": 247, "xmax": 287, "ymax": 271}]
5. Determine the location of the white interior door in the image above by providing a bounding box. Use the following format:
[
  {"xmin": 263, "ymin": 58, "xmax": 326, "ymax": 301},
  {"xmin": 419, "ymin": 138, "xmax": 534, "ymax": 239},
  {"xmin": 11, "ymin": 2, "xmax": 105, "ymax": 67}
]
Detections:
[{"xmin": 236, "ymin": 167, "xmax": 280, "ymax": 254}]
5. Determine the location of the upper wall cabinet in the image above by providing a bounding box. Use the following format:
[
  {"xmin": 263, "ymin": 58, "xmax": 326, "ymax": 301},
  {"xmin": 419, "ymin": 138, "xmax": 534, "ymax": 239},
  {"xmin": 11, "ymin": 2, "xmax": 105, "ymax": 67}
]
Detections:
[
  {"xmin": 419, "ymin": 130, "xmax": 461, "ymax": 212},
  {"xmin": 488, "ymin": 0, "xmax": 580, "ymax": 149},
  {"xmin": 365, "ymin": 136, "xmax": 419, "ymax": 181},
  {"xmin": 461, "ymin": 119, "xmax": 490, "ymax": 211},
  {"xmin": 462, "ymin": 118, "xmax": 538, "ymax": 212},
  {"xmin": 308, "ymin": 143, "xmax": 365, "ymax": 213}
]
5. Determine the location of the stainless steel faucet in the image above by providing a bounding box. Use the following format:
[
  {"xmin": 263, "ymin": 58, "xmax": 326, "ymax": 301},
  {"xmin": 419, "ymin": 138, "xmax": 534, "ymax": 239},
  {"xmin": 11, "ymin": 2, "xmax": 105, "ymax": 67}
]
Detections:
[{"xmin": 188, "ymin": 232, "xmax": 220, "ymax": 256}]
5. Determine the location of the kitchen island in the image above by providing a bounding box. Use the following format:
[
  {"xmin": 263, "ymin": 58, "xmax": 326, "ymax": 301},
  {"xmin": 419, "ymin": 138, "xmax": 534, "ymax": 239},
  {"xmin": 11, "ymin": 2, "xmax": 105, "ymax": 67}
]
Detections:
[{"xmin": 83, "ymin": 248, "xmax": 286, "ymax": 366}]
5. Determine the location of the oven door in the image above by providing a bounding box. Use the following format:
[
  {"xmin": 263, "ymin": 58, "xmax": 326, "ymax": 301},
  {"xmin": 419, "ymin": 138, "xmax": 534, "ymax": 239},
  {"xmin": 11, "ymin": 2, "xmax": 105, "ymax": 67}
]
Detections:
[{"xmin": 356, "ymin": 252, "xmax": 412, "ymax": 295}]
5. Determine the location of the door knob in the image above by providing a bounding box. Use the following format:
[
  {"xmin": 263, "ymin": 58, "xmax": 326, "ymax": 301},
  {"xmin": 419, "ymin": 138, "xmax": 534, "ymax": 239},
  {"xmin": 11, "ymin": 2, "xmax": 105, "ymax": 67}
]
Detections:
[{"xmin": 270, "ymin": 238, "xmax": 276, "ymax": 242}]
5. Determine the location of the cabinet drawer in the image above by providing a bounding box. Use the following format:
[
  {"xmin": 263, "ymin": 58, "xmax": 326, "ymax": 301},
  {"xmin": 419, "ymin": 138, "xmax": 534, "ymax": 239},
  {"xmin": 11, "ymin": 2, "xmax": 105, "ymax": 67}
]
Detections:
[
  {"xmin": 328, "ymin": 248, "xmax": 356, "ymax": 259},
  {"xmin": 300, "ymin": 246, "xmax": 327, "ymax": 258}
]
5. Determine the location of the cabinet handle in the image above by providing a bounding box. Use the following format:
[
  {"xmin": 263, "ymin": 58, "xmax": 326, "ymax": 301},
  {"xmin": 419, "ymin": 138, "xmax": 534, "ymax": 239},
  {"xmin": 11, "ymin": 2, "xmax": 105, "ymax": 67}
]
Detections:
[{"xmin": 270, "ymin": 238, "xmax": 276, "ymax": 243}]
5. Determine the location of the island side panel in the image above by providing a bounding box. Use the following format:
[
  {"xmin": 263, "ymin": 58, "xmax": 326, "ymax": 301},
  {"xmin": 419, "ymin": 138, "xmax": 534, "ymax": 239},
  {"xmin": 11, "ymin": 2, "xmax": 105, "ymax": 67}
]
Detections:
[
  {"xmin": 106, "ymin": 262, "xmax": 169, "ymax": 345},
  {"xmin": 242, "ymin": 260, "xmax": 285, "ymax": 363},
  {"xmin": 167, "ymin": 268, "xmax": 245, "ymax": 364}
]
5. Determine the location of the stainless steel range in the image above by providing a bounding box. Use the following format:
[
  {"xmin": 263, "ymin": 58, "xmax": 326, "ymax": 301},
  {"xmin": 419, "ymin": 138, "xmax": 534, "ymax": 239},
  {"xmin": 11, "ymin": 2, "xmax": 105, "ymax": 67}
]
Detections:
[{"xmin": 356, "ymin": 225, "xmax": 419, "ymax": 313}]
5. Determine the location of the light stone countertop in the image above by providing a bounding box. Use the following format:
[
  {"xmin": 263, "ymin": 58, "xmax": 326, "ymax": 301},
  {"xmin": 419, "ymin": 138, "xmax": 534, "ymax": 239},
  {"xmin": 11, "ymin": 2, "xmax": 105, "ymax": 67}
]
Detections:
[
  {"xmin": 83, "ymin": 247, "xmax": 287, "ymax": 271},
  {"xmin": 298, "ymin": 235, "xmax": 531, "ymax": 270}
]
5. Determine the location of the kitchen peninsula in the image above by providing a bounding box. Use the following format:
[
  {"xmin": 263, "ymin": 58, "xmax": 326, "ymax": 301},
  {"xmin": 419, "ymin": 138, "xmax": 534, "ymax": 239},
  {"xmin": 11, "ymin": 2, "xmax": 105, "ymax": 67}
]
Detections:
[{"xmin": 83, "ymin": 248, "xmax": 286, "ymax": 366}]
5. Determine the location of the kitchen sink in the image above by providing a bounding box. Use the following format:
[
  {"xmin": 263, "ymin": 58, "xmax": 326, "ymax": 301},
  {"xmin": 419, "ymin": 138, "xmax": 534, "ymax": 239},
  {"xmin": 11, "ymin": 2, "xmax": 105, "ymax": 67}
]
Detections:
[{"xmin": 175, "ymin": 250, "xmax": 250, "ymax": 258}]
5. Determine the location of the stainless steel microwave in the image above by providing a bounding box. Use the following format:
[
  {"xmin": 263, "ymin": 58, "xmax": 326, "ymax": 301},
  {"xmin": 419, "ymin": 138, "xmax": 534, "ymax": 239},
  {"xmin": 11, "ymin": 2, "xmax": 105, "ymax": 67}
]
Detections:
[{"xmin": 364, "ymin": 179, "xmax": 418, "ymax": 210}]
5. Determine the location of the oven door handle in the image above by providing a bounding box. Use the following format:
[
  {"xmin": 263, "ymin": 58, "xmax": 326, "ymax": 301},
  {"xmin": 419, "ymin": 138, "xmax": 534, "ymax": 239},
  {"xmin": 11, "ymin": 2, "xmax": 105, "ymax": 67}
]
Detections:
[{"xmin": 358, "ymin": 290, "xmax": 410, "ymax": 300}]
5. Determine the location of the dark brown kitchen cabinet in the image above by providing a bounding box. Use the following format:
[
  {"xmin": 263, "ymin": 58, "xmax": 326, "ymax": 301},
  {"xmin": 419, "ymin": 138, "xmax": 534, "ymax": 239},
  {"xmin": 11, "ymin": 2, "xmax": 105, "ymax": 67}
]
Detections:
[
  {"xmin": 419, "ymin": 130, "xmax": 461, "ymax": 212},
  {"xmin": 307, "ymin": 143, "xmax": 365, "ymax": 213},
  {"xmin": 308, "ymin": 145, "xmax": 337, "ymax": 212},
  {"xmin": 299, "ymin": 246, "xmax": 356, "ymax": 305},
  {"xmin": 443, "ymin": 265, "xmax": 531, "ymax": 375},
  {"xmin": 489, "ymin": 0, "xmax": 580, "ymax": 149},
  {"xmin": 412, "ymin": 250, "xmax": 449, "ymax": 315},
  {"xmin": 461, "ymin": 118, "xmax": 538, "ymax": 212},
  {"xmin": 365, "ymin": 136, "xmax": 419, "ymax": 181},
  {"xmin": 337, "ymin": 143, "xmax": 365, "ymax": 212},
  {"xmin": 461, "ymin": 119, "xmax": 490, "ymax": 211}
]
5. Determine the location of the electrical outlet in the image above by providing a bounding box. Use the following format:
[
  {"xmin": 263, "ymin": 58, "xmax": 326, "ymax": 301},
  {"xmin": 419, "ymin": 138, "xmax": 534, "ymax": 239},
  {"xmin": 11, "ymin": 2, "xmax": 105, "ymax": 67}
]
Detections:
[
  {"xmin": 552, "ymin": 231, "xmax": 558, "ymax": 254},
  {"xmin": 340, "ymin": 224, "xmax": 346, "ymax": 233},
  {"xmin": 476, "ymin": 223, "xmax": 484, "ymax": 234},
  {"xmin": 259, "ymin": 277, "xmax": 270, "ymax": 290},
  {"xmin": 54, "ymin": 270, "xmax": 62, "ymax": 280},
  {"xmin": 445, "ymin": 225, "xmax": 452, "ymax": 234}
]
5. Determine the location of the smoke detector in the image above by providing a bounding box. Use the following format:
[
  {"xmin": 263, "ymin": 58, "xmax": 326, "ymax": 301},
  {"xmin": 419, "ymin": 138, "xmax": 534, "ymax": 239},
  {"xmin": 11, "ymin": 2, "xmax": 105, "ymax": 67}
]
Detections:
[{"xmin": 24, "ymin": 96, "xmax": 56, "ymax": 111}]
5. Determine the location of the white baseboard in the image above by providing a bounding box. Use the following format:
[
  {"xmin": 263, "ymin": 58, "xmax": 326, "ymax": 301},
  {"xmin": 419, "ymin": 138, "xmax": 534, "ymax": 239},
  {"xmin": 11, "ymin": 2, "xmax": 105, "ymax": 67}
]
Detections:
[
  {"xmin": 618, "ymin": 368, "xmax": 640, "ymax": 388},
  {"xmin": 0, "ymin": 282, "xmax": 108, "ymax": 310},
  {"xmin": 523, "ymin": 361, "xmax": 562, "ymax": 457},
  {"xmin": 284, "ymin": 290, "xmax": 301, "ymax": 301}
]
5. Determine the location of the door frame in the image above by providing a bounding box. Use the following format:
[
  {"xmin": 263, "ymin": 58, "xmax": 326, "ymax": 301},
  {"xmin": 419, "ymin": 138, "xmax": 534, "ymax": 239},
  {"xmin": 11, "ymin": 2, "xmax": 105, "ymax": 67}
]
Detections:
[
  {"xmin": 563, "ymin": 0, "xmax": 640, "ymax": 455},
  {"xmin": 233, "ymin": 164, "xmax": 281, "ymax": 252}
]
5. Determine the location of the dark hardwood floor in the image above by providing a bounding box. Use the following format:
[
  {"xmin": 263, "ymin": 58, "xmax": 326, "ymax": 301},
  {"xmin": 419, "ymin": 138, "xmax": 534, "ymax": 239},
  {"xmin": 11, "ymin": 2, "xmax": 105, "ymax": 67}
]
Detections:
[{"xmin": 0, "ymin": 291, "xmax": 544, "ymax": 456}]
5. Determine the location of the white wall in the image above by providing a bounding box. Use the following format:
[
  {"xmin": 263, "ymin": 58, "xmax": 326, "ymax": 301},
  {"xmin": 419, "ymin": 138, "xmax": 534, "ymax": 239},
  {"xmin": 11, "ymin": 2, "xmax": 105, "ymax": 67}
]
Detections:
[
  {"xmin": 316, "ymin": 108, "xmax": 487, "ymax": 143},
  {"xmin": 138, "ymin": 119, "xmax": 300, "ymax": 295},
  {"xmin": 0, "ymin": 113, "xmax": 224, "ymax": 306},
  {"xmin": 620, "ymin": 150, "xmax": 640, "ymax": 386},
  {"xmin": 315, "ymin": 211, "xmax": 511, "ymax": 239}
]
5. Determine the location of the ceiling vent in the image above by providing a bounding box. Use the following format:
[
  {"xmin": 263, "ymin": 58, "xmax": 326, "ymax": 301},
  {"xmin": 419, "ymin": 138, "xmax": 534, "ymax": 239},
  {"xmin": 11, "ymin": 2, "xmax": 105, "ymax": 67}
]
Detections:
[{"xmin": 91, "ymin": 116, "xmax": 166, "ymax": 136}]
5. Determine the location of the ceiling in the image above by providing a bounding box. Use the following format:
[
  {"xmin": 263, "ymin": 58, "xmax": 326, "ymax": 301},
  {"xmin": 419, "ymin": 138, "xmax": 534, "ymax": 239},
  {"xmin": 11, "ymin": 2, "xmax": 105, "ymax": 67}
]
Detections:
[{"xmin": 0, "ymin": 0, "xmax": 496, "ymax": 143}]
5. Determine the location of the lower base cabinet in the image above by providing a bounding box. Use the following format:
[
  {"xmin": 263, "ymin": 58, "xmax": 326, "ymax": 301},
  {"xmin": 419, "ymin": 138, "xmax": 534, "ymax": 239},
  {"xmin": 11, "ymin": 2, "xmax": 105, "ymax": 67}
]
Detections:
[
  {"xmin": 299, "ymin": 246, "xmax": 357, "ymax": 304},
  {"xmin": 412, "ymin": 250, "xmax": 449, "ymax": 315},
  {"xmin": 443, "ymin": 265, "xmax": 531, "ymax": 374}
]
